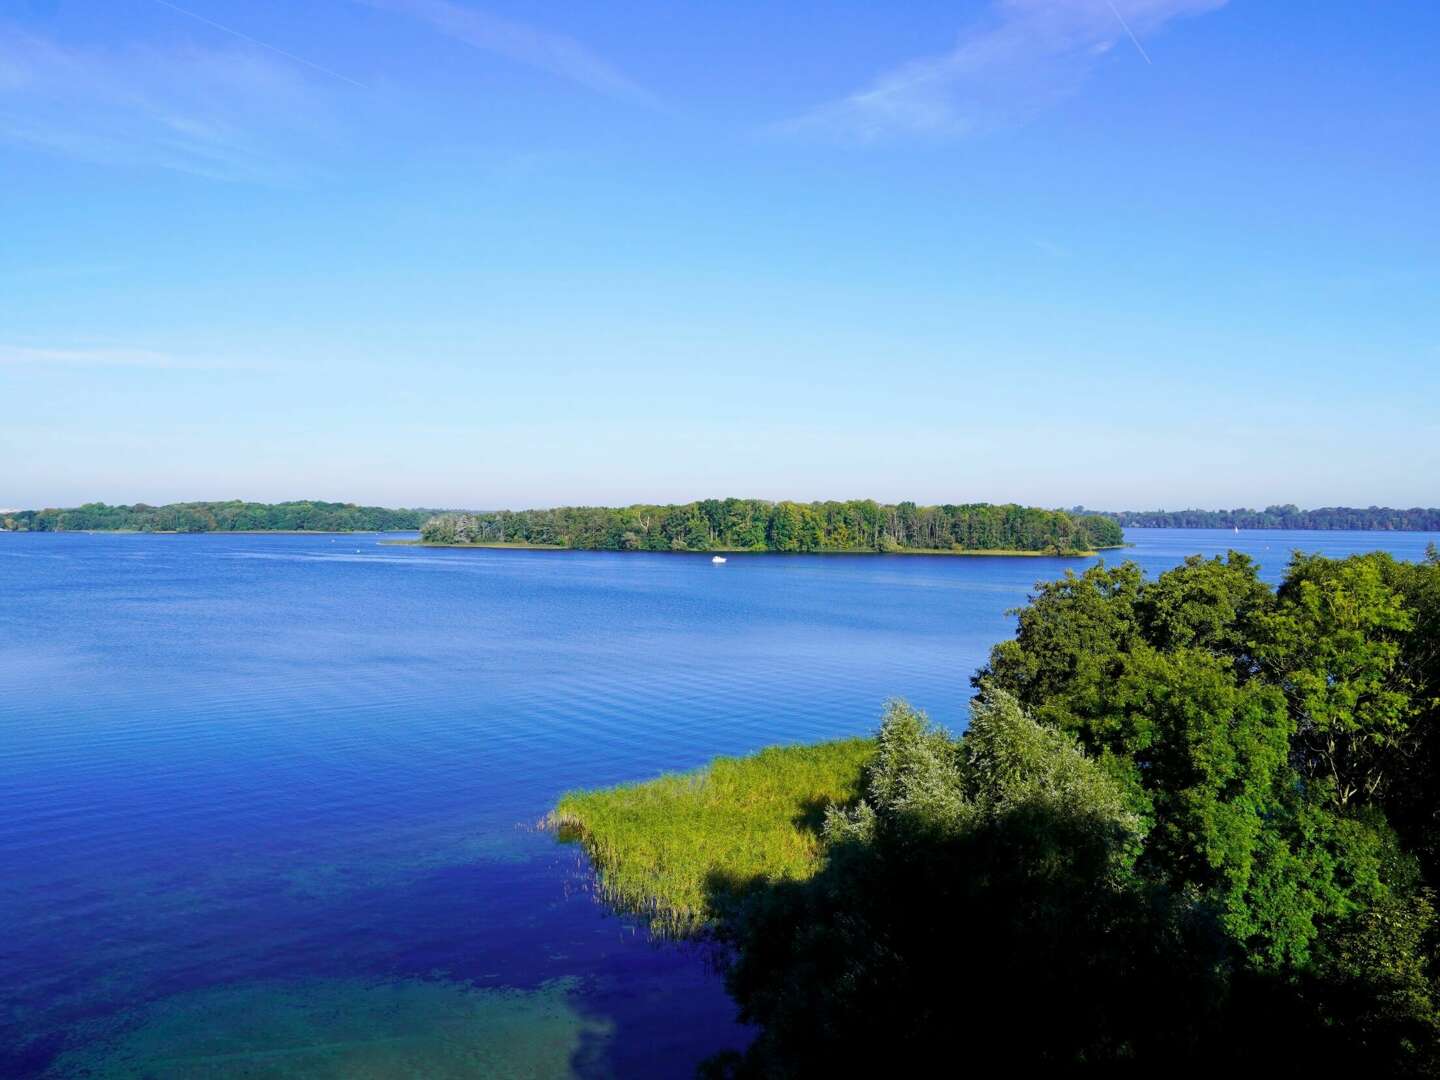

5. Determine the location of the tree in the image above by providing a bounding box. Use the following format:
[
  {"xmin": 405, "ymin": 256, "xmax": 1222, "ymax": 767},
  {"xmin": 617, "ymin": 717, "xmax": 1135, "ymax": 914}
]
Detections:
[
  {"xmin": 1259, "ymin": 554, "xmax": 1417, "ymax": 808},
  {"xmin": 1139, "ymin": 552, "xmax": 1272, "ymax": 660},
  {"xmin": 416, "ymin": 501, "xmax": 1120, "ymax": 554},
  {"xmin": 711, "ymin": 696, "xmax": 1230, "ymax": 1075},
  {"xmin": 976, "ymin": 560, "xmax": 1147, "ymax": 732}
]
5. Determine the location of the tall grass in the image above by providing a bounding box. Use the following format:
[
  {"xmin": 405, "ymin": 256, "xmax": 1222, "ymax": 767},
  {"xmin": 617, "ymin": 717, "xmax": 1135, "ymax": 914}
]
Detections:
[{"xmin": 549, "ymin": 739, "xmax": 872, "ymax": 935}]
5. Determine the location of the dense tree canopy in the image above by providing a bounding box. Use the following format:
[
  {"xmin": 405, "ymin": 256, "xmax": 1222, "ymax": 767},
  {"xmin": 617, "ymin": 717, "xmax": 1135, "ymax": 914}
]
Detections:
[
  {"xmin": 1, "ymin": 501, "xmax": 433, "ymax": 533},
  {"xmin": 1101, "ymin": 504, "xmax": 1440, "ymax": 530},
  {"xmin": 422, "ymin": 500, "xmax": 1124, "ymax": 554},
  {"xmin": 704, "ymin": 548, "xmax": 1440, "ymax": 1075}
]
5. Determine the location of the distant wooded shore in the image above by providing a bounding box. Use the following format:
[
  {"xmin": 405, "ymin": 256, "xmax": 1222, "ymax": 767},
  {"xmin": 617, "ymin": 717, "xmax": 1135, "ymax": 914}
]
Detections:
[
  {"xmin": 5, "ymin": 501, "xmax": 1437, "ymax": 538},
  {"xmin": 419, "ymin": 501, "xmax": 1122, "ymax": 555},
  {"xmin": 1096, "ymin": 505, "xmax": 1440, "ymax": 531},
  {"xmin": 396, "ymin": 539, "xmax": 1097, "ymax": 557},
  {"xmin": 0, "ymin": 501, "xmax": 431, "ymax": 533}
]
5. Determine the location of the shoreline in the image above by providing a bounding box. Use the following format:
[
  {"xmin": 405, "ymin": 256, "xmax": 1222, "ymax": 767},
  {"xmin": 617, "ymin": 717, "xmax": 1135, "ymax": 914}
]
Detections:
[
  {"xmin": 1, "ymin": 529, "xmax": 418, "ymax": 536},
  {"xmin": 388, "ymin": 540, "xmax": 1117, "ymax": 557}
]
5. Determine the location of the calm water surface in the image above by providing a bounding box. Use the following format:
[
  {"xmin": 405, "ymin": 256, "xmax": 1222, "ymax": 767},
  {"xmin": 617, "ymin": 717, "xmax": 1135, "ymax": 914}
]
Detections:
[{"xmin": 3, "ymin": 528, "xmax": 1437, "ymax": 1077}]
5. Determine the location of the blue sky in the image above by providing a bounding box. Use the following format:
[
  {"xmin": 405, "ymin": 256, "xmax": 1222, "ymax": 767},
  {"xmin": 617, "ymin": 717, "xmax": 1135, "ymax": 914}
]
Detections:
[{"xmin": 2, "ymin": 0, "xmax": 1436, "ymax": 511}]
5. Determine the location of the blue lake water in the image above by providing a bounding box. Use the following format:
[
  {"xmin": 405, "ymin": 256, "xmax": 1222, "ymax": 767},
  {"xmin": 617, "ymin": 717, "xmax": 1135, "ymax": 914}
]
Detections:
[{"xmin": 3, "ymin": 527, "xmax": 1438, "ymax": 1077}]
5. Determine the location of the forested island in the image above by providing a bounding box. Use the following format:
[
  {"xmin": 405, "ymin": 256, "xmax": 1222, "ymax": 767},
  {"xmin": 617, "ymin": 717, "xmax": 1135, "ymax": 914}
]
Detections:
[
  {"xmin": 1100, "ymin": 504, "xmax": 1440, "ymax": 531},
  {"xmin": 555, "ymin": 548, "xmax": 1440, "ymax": 1073},
  {"xmin": 420, "ymin": 500, "xmax": 1123, "ymax": 555},
  {"xmin": 1, "ymin": 500, "xmax": 433, "ymax": 533}
]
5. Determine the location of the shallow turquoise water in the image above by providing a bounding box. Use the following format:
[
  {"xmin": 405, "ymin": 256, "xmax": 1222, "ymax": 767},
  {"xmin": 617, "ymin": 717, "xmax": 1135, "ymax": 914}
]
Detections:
[{"xmin": 2, "ymin": 528, "xmax": 1436, "ymax": 1077}]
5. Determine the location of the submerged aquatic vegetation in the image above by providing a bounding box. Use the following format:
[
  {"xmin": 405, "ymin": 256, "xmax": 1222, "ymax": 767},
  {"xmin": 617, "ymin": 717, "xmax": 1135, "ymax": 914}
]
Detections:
[{"xmin": 46, "ymin": 976, "xmax": 608, "ymax": 1079}]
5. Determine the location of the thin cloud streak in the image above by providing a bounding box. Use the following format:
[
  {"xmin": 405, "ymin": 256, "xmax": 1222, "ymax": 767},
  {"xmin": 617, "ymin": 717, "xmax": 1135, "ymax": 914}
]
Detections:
[
  {"xmin": 777, "ymin": 0, "xmax": 1227, "ymax": 142},
  {"xmin": 0, "ymin": 345, "xmax": 244, "ymax": 370},
  {"xmin": 1105, "ymin": 0, "xmax": 1154, "ymax": 64},
  {"xmin": 0, "ymin": 24, "xmax": 337, "ymax": 181},
  {"xmin": 149, "ymin": 0, "xmax": 368, "ymax": 89},
  {"xmin": 357, "ymin": 0, "xmax": 653, "ymax": 105}
]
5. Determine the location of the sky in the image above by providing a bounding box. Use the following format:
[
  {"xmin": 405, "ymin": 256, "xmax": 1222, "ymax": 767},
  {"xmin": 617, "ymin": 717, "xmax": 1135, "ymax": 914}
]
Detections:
[{"xmin": 1, "ymin": 0, "xmax": 1437, "ymax": 511}]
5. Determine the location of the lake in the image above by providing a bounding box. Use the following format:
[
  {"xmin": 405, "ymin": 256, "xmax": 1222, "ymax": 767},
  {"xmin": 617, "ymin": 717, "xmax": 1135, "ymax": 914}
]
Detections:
[{"xmin": 3, "ymin": 527, "xmax": 1437, "ymax": 1077}]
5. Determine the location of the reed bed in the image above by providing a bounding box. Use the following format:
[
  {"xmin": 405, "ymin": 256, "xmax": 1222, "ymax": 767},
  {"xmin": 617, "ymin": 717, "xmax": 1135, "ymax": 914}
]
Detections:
[{"xmin": 549, "ymin": 739, "xmax": 873, "ymax": 934}]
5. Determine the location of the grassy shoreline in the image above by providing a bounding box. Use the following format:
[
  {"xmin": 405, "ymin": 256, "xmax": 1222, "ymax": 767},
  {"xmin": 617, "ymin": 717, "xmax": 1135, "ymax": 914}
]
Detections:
[
  {"xmin": 390, "ymin": 540, "xmax": 1115, "ymax": 556},
  {"xmin": 548, "ymin": 739, "xmax": 872, "ymax": 934}
]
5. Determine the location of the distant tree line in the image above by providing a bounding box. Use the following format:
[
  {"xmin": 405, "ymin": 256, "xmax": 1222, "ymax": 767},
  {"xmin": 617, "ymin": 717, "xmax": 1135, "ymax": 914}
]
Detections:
[
  {"xmin": 1097, "ymin": 504, "xmax": 1440, "ymax": 531},
  {"xmin": 1, "ymin": 501, "xmax": 433, "ymax": 533},
  {"xmin": 421, "ymin": 500, "xmax": 1125, "ymax": 554}
]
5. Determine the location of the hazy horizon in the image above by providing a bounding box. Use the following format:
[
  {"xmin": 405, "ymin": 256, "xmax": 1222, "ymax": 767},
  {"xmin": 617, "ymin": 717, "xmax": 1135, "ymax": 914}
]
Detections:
[{"xmin": 5, "ymin": 493, "xmax": 1439, "ymax": 516}]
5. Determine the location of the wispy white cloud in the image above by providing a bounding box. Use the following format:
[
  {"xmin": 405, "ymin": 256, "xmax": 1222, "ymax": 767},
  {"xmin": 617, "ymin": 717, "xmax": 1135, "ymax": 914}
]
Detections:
[
  {"xmin": 358, "ymin": 0, "xmax": 653, "ymax": 105},
  {"xmin": 0, "ymin": 344, "xmax": 239, "ymax": 370},
  {"xmin": 148, "ymin": 0, "xmax": 368, "ymax": 89},
  {"xmin": 0, "ymin": 24, "xmax": 339, "ymax": 181},
  {"xmin": 777, "ymin": 0, "xmax": 1228, "ymax": 142}
]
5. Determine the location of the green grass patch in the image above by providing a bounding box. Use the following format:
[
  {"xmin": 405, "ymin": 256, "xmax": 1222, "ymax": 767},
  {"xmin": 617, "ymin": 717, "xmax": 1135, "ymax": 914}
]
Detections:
[{"xmin": 549, "ymin": 739, "xmax": 873, "ymax": 935}]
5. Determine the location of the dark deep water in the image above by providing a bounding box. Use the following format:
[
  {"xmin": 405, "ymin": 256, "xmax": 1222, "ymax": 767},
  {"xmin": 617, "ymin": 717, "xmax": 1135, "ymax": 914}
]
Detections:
[{"xmin": 3, "ymin": 528, "xmax": 1437, "ymax": 1077}]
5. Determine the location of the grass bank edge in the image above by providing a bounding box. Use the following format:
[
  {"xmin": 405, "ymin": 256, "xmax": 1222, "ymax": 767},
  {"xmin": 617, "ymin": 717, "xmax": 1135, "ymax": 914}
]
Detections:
[{"xmin": 546, "ymin": 738, "xmax": 873, "ymax": 935}]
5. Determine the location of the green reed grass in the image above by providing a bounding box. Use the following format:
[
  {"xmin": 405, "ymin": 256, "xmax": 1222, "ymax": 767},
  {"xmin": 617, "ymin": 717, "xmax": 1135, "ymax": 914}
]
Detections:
[{"xmin": 549, "ymin": 739, "xmax": 873, "ymax": 934}]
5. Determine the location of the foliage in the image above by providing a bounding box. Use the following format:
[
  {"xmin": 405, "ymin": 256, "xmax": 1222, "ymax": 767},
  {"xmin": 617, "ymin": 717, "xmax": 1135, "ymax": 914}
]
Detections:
[
  {"xmin": 1258, "ymin": 554, "xmax": 1418, "ymax": 809},
  {"xmin": 1384, "ymin": 545, "xmax": 1440, "ymax": 883},
  {"xmin": 1102, "ymin": 504, "xmax": 1440, "ymax": 531},
  {"xmin": 713, "ymin": 697, "xmax": 1218, "ymax": 1073},
  {"xmin": 422, "ymin": 499, "xmax": 1124, "ymax": 554},
  {"xmin": 557, "ymin": 548, "xmax": 1440, "ymax": 1074},
  {"xmin": 549, "ymin": 740, "xmax": 871, "ymax": 934},
  {"xmin": 2, "ymin": 500, "xmax": 434, "ymax": 533},
  {"xmin": 976, "ymin": 552, "xmax": 1440, "ymax": 971}
]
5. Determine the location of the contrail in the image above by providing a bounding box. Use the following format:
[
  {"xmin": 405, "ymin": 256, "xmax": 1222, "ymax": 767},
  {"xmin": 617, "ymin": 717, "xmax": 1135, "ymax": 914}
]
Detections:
[
  {"xmin": 1105, "ymin": 0, "xmax": 1153, "ymax": 65},
  {"xmin": 148, "ymin": 0, "xmax": 369, "ymax": 88}
]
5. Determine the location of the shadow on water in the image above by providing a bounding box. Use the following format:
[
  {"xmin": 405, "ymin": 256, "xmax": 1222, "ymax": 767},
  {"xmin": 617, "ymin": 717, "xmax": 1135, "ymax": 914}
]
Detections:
[{"xmin": 546, "ymin": 779, "xmax": 875, "ymax": 1077}]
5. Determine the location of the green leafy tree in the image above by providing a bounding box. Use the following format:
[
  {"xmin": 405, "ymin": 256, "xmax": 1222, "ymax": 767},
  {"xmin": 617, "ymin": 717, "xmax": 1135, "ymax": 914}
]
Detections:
[
  {"xmin": 711, "ymin": 696, "xmax": 1224, "ymax": 1075},
  {"xmin": 1259, "ymin": 554, "xmax": 1417, "ymax": 808},
  {"xmin": 1140, "ymin": 552, "xmax": 1273, "ymax": 659},
  {"xmin": 977, "ymin": 560, "xmax": 1147, "ymax": 731},
  {"xmin": 417, "ymin": 501, "xmax": 1119, "ymax": 554}
]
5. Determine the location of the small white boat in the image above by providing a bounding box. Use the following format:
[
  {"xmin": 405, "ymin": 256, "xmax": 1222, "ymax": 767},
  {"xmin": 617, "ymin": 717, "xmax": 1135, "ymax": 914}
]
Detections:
[{"xmin": 711, "ymin": 555, "xmax": 727, "ymax": 564}]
